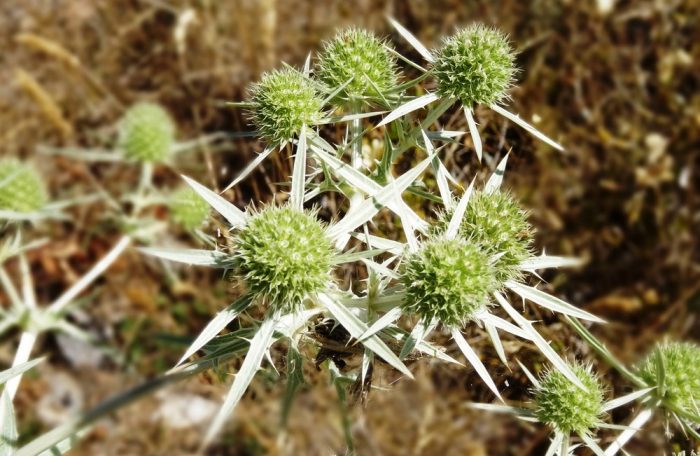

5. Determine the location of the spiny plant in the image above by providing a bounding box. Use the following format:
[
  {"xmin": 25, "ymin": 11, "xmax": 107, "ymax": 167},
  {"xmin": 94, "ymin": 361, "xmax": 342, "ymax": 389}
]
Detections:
[
  {"xmin": 169, "ymin": 187, "xmax": 210, "ymax": 231},
  {"xmin": 0, "ymin": 159, "xmax": 48, "ymax": 213},
  {"xmin": 118, "ymin": 102, "xmax": 176, "ymax": 163},
  {"xmin": 317, "ymin": 28, "xmax": 399, "ymax": 105}
]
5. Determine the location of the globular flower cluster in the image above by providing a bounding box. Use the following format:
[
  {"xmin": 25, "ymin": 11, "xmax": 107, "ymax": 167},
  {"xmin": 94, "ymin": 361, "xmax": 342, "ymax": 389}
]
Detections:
[
  {"xmin": 400, "ymin": 238, "xmax": 497, "ymax": 327},
  {"xmin": 235, "ymin": 206, "xmax": 335, "ymax": 312},
  {"xmin": 0, "ymin": 159, "xmax": 48, "ymax": 213},
  {"xmin": 534, "ymin": 363, "xmax": 605, "ymax": 435},
  {"xmin": 432, "ymin": 24, "xmax": 516, "ymax": 107},
  {"xmin": 169, "ymin": 187, "xmax": 210, "ymax": 231},
  {"xmin": 118, "ymin": 102, "xmax": 176, "ymax": 163},
  {"xmin": 249, "ymin": 68, "xmax": 324, "ymax": 144},
  {"xmin": 435, "ymin": 191, "xmax": 533, "ymax": 283},
  {"xmin": 638, "ymin": 341, "xmax": 700, "ymax": 420},
  {"xmin": 317, "ymin": 28, "xmax": 399, "ymax": 103}
]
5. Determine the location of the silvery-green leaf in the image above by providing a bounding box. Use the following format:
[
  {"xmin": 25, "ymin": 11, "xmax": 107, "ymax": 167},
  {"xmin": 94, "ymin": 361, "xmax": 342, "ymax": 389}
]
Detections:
[
  {"xmin": 515, "ymin": 358, "xmax": 541, "ymax": 388},
  {"xmin": 0, "ymin": 267, "xmax": 23, "ymax": 311},
  {"xmin": 399, "ymin": 319, "xmax": 427, "ymax": 360},
  {"xmin": 544, "ymin": 432, "xmax": 564, "ymax": 456},
  {"xmin": 484, "ymin": 152, "xmax": 509, "ymax": 195},
  {"xmin": 0, "ymin": 391, "xmax": 17, "ymax": 456},
  {"xmin": 603, "ymin": 408, "xmax": 653, "ymax": 456},
  {"xmin": 290, "ymin": 125, "xmax": 307, "ymax": 211},
  {"xmin": 387, "ymin": 17, "xmax": 435, "ymax": 63},
  {"xmin": 601, "ymin": 387, "xmax": 655, "ymax": 413},
  {"xmin": 466, "ymin": 402, "xmax": 533, "ymax": 417},
  {"xmin": 0, "ymin": 358, "xmax": 43, "ymax": 386},
  {"xmin": 139, "ymin": 247, "xmax": 232, "ymax": 268},
  {"xmin": 281, "ymin": 345, "xmax": 304, "ymax": 426},
  {"xmin": 477, "ymin": 311, "xmax": 529, "ymax": 339},
  {"xmin": 4, "ymin": 331, "xmax": 37, "ymax": 401},
  {"xmin": 445, "ymin": 177, "xmax": 475, "ymax": 240},
  {"xmin": 174, "ymin": 295, "xmax": 253, "ymax": 367},
  {"xmin": 182, "ymin": 175, "xmax": 246, "ymax": 228},
  {"xmin": 505, "ymin": 281, "xmax": 605, "ymax": 323},
  {"xmin": 358, "ymin": 307, "xmax": 403, "ymax": 341},
  {"xmin": 490, "ymin": 104, "xmax": 564, "ymax": 151},
  {"xmin": 579, "ymin": 433, "xmax": 605, "ymax": 456},
  {"xmin": 221, "ymin": 145, "xmax": 275, "ymax": 193},
  {"xmin": 464, "ymin": 107, "xmax": 483, "ymax": 162},
  {"xmin": 360, "ymin": 258, "xmax": 399, "ymax": 280},
  {"xmin": 203, "ymin": 315, "xmax": 279, "ymax": 446},
  {"xmin": 484, "ymin": 321, "xmax": 507, "ymax": 365},
  {"xmin": 422, "ymin": 130, "xmax": 453, "ymax": 209},
  {"xmin": 376, "ymin": 93, "xmax": 439, "ymax": 128},
  {"xmin": 352, "ymin": 233, "xmax": 404, "ymax": 255},
  {"xmin": 519, "ymin": 255, "xmax": 584, "ymax": 271},
  {"xmin": 451, "ymin": 329, "xmax": 502, "ymax": 400},
  {"xmin": 426, "ymin": 130, "xmax": 466, "ymax": 141},
  {"xmin": 318, "ymin": 293, "xmax": 412, "ymax": 378},
  {"xmin": 494, "ymin": 292, "xmax": 586, "ymax": 390},
  {"xmin": 318, "ymin": 111, "xmax": 386, "ymax": 125}
]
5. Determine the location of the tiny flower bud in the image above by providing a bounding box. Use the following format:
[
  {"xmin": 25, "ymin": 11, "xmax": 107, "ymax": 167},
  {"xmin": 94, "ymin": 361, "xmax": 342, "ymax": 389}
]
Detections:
[
  {"xmin": 169, "ymin": 187, "xmax": 209, "ymax": 231},
  {"xmin": 118, "ymin": 102, "xmax": 176, "ymax": 163},
  {"xmin": 0, "ymin": 159, "xmax": 48, "ymax": 213}
]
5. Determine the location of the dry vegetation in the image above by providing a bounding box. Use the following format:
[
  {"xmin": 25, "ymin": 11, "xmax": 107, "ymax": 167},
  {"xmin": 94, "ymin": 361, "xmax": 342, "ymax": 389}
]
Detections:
[{"xmin": 1, "ymin": 0, "xmax": 699, "ymax": 454}]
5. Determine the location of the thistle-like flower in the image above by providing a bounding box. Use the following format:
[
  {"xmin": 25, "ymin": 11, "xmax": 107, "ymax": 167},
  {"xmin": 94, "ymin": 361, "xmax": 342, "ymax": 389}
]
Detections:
[
  {"xmin": 435, "ymin": 190, "xmax": 533, "ymax": 282},
  {"xmin": 380, "ymin": 18, "xmax": 563, "ymax": 161},
  {"xmin": 0, "ymin": 159, "xmax": 48, "ymax": 213},
  {"xmin": 401, "ymin": 237, "xmax": 497, "ymax": 327},
  {"xmin": 638, "ymin": 342, "xmax": 700, "ymax": 429},
  {"xmin": 118, "ymin": 102, "xmax": 176, "ymax": 163},
  {"xmin": 317, "ymin": 28, "xmax": 399, "ymax": 104},
  {"xmin": 249, "ymin": 68, "xmax": 324, "ymax": 145},
  {"xmin": 169, "ymin": 187, "xmax": 210, "ymax": 231},
  {"xmin": 235, "ymin": 205, "xmax": 335, "ymax": 312},
  {"xmin": 534, "ymin": 363, "xmax": 605, "ymax": 436},
  {"xmin": 433, "ymin": 24, "xmax": 515, "ymax": 107}
]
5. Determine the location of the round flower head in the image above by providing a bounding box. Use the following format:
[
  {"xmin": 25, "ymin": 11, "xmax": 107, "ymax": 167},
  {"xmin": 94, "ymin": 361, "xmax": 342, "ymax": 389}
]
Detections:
[
  {"xmin": 400, "ymin": 238, "xmax": 497, "ymax": 327},
  {"xmin": 534, "ymin": 363, "xmax": 605, "ymax": 435},
  {"xmin": 0, "ymin": 159, "xmax": 48, "ymax": 213},
  {"xmin": 435, "ymin": 191, "xmax": 533, "ymax": 283},
  {"xmin": 249, "ymin": 68, "xmax": 324, "ymax": 144},
  {"xmin": 169, "ymin": 187, "xmax": 209, "ymax": 231},
  {"xmin": 317, "ymin": 28, "xmax": 399, "ymax": 103},
  {"xmin": 638, "ymin": 341, "xmax": 700, "ymax": 420},
  {"xmin": 432, "ymin": 24, "xmax": 516, "ymax": 107},
  {"xmin": 235, "ymin": 206, "xmax": 335, "ymax": 312},
  {"xmin": 118, "ymin": 102, "xmax": 176, "ymax": 163}
]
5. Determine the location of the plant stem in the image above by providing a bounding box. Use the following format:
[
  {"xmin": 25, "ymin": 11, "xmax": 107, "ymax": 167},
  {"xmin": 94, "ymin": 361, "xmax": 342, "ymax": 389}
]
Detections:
[{"xmin": 4, "ymin": 331, "xmax": 37, "ymax": 401}]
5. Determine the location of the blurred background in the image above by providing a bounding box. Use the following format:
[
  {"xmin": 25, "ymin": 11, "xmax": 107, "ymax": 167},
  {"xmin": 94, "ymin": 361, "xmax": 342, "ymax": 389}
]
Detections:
[{"xmin": 1, "ymin": 0, "xmax": 699, "ymax": 454}]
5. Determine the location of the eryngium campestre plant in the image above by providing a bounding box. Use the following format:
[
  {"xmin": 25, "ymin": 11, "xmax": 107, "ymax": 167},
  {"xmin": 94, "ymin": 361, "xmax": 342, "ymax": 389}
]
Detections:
[
  {"xmin": 435, "ymin": 190, "xmax": 533, "ymax": 283},
  {"xmin": 432, "ymin": 24, "xmax": 516, "ymax": 107},
  {"xmin": 118, "ymin": 102, "xmax": 176, "ymax": 162},
  {"xmin": 235, "ymin": 206, "xmax": 334, "ymax": 312},
  {"xmin": 169, "ymin": 187, "xmax": 210, "ymax": 231},
  {"xmin": 0, "ymin": 159, "xmax": 48, "ymax": 213},
  {"xmin": 249, "ymin": 68, "xmax": 324, "ymax": 144},
  {"xmin": 317, "ymin": 28, "xmax": 399, "ymax": 102},
  {"xmin": 400, "ymin": 237, "xmax": 497, "ymax": 327},
  {"xmin": 534, "ymin": 363, "xmax": 605, "ymax": 435},
  {"xmin": 638, "ymin": 341, "xmax": 700, "ymax": 422}
]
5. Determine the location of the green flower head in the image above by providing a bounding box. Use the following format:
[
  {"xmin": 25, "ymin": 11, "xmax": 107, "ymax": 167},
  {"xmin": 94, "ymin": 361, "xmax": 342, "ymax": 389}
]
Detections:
[
  {"xmin": 235, "ymin": 206, "xmax": 335, "ymax": 312},
  {"xmin": 118, "ymin": 102, "xmax": 176, "ymax": 163},
  {"xmin": 434, "ymin": 191, "xmax": 533, "ymax": 283},
  {"xmin": 400, "ymin": 237, "xmax": 497, "ymax": 327},
  {"xmin": 0, "ymin": 159, "xmax": 48, "ymax": 213},
  {"xmin": 317, "ymin": 28, "xmax": 399, "ymax": 103},
  {"xmin": 433, "ymin": 24, "xmax": 516, "ymax": 107},
  {"xmin": 249, "ymin": 68, "xmax": 324, "ymax": 144},
  {"xmin": 534, "ymin": 363, "xmax": 605, "ymax": 435},
  {"xmin": 638, "ymin": 341, "xmax": 700, "ymax": 421},
  {"xmin": 169, "ymin": 187, "xmax": 210, "ymax": 231}
]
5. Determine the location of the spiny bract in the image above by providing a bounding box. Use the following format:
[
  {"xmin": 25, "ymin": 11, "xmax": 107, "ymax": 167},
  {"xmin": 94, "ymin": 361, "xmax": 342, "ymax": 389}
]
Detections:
[
  {"xmin": 235, "ymin": 206, "xmax": 334, "ymax": 312},
  {"xmin": 317, "ymin": 28, "xmax": 399, "ymax": 103},
  {"xmin": 118, "ymin": 102, "xmax": 176, "ymax": 162},
  {"xmin": 169, "ymin": 187, "xmax": 209, "ymax": 231},
  {"xmin": 0, "ymin": 159, "xmax": 48, "ymax": 213},
  {"xmin": 435, "ymin": 190, "xmax": 533, "ymax": 283},
  {"xmin": 534, "ymin": 363, "xmax": 604, "ymax": 435},
  {"xmin": 432, "ymin": 24, "xmax": 516, "ymax": 107},
  {"xmin": 400, "ymin": 237, "xmax": 497, "ymax": 327},
  {"xmin": 638, "ymin": 341, "xmax": 700, "ymax": 420},
  {"xmin": 249, "ymin": 68, "xmax": 324, "ymax": 144}
]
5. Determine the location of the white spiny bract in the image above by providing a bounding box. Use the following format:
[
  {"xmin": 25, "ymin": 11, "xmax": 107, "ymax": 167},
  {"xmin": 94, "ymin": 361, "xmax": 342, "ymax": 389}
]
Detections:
[
  {"xmin": 534, "ymin": 362, "xmax": 605, "ymax": 435},
  {"xmin": 400, "ymin": 237, "xmax": 497, "ymax": 327},
  {"xmin": 235, "ymin": 205, "xmax": 335, "ymax": 312},
  {"xmin": 118, "ymin": 102, "xmax": 176, "ymax": 162},
  {"xmin": 169, "ymin": 187, "xmax": 210, "ymax": 231},
  {"xmin": 0, "ymin": 159, "xmax": 48, "ymax": 213},
  {"xmin": 249, "ymin": 68, "xmax": 324, "ymax": 144},
  {"xmin": 638, "ymin": 341, "xmax": 700, "ymax": 424},
  {"xmin": 433, "ymin": 24, "xmax": 516, "ymax": 107},
  {"xmin": 317, "ymin": 28, "xmax": 399, "ymax": 103}
]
